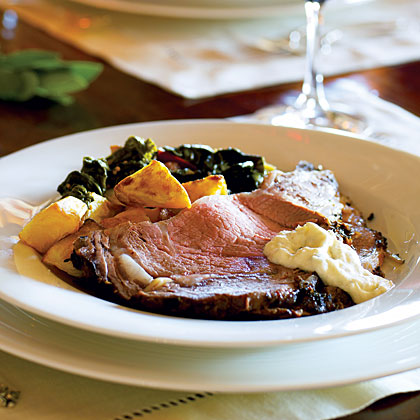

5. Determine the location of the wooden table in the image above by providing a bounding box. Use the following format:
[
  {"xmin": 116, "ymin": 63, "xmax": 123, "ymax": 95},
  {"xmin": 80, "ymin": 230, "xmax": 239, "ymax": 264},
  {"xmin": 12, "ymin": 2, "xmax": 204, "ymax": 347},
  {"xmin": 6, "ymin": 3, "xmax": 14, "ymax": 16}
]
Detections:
[{"xmin": 1, "ymin": 11, "xmax": 420, "ymax": 420}]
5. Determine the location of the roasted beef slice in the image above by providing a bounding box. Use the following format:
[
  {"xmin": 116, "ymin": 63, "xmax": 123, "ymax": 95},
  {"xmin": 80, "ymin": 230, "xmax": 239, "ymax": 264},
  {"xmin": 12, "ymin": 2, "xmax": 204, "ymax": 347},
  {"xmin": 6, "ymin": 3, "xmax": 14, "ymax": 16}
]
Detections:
[{"xmin": 72, "ymin": 163, "xmax": 385, "ymax": 320}]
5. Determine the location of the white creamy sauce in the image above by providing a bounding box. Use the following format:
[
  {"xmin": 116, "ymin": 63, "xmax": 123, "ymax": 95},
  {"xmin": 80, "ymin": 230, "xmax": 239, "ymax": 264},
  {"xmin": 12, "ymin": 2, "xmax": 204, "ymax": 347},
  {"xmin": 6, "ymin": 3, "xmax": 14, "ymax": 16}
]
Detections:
[{"xmin": 263, "ymin": 222, "xmax": 394, "ymax": 304}]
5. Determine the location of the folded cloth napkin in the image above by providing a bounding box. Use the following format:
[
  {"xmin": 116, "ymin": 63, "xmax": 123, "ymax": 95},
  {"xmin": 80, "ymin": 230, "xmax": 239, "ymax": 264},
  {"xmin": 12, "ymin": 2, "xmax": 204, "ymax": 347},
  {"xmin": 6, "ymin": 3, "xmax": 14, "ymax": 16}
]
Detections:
[{"xmin": 0, "ymin": 0, "xmax": 419, "ymax": 98}]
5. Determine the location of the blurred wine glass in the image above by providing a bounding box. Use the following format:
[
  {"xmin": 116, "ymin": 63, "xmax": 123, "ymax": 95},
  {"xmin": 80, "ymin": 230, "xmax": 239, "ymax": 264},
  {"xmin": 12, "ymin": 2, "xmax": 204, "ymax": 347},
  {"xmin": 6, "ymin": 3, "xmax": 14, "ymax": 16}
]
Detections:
[{"xmin": 254, "ymin": 0, "xmax": 369, "ymax": 134}]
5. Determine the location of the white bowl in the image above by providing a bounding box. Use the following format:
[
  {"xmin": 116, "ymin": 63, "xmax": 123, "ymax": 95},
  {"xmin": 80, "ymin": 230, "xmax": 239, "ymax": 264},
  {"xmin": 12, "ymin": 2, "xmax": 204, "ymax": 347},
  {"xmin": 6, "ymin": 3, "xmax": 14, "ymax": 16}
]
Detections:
[{"xmin": 1, "ymin": 120, "xmax": 419, "ymax": 348}]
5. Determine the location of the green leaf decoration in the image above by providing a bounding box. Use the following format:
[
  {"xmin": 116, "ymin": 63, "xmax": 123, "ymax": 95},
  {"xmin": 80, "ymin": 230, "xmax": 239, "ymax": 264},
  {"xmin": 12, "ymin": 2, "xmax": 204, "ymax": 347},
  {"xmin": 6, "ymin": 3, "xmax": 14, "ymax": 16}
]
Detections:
[
  {"xmin": 0, "ymin": 49, "xmax": 103, "ymax": 104},
  {"xmin": 0, "ymin": 50, "xmax": 59, "ymax": 70},
  {"xmin": 0, "ymin": 68, "xmax": 25, "ymax": 99},
  {"xmin": 68, "ymin": 61, "xmax": 104, "ymax": 83},
  {"xmin": 0, "ymin": 68, "xmax": 39, "ymax": 101},
  {"xmin": 30, "ymin": 58, "xmax": 70, "ymax": 71},
  {"xmin": 17, "ymin": 71, "xmax": 40, "ymax": 101},
  {"xmin": 38, "ymin": 70, "xmax": 89, "ymax": 95}
]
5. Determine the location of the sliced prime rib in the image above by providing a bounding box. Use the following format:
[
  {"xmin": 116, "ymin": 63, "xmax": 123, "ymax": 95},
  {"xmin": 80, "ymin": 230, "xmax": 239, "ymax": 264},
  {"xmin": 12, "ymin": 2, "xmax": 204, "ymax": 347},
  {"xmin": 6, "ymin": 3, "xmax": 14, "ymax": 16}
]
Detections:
[
  {"xmin": 242, "ymin": 161, "xmax": 344, "ymax": 228},
  {"xmin": 72, "ymin": 162, "xmax": 386, "ymax": 320}
]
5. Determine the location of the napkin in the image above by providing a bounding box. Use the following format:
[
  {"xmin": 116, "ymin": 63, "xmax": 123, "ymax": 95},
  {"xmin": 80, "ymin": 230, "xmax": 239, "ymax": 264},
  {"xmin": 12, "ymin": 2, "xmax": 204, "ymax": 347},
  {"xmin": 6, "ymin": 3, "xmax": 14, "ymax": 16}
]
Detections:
[{"xmin": 1, "ymin": 0, "xmax": 419, "ymax": 98}]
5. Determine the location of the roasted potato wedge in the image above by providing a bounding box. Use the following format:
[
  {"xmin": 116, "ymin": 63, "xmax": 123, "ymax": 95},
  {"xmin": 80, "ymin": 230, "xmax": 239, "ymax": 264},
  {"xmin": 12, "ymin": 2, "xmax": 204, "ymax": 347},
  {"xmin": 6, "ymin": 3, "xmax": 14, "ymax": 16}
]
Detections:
[
  {"xmin": 183, "ymin": 175, "xmax": 228, "ymax": 203},
  {"xmin": 84, "ymin": 193, "xmax": 120, "ymax": 222},
  {"xmin": 42, "ymin": 220, "xmax": 100, "ymax": 276},
  {"xmin": 19, "ymin": 196, "xmax": 87, "ymax": 254},
  {"xmin": 42, "ymin": 232, "xmax": 83, "ymax": 277},
  {"xmin": 105, "ymin": 189, "xmax": 124, "ymax": 206},
  {"xmin": 114, "ymin": 160, "xmax": 191, "ymax": 209},
  {"xmin": 264, "ymin": 162, "xmax": 277, "ymax": 172}
]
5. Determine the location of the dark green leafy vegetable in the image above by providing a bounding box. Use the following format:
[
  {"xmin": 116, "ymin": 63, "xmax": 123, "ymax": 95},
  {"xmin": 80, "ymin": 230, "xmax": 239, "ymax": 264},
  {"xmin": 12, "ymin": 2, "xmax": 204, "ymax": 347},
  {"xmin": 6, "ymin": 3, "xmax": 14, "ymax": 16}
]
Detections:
[
  {"xmin": 106, "ymin": 136, "xmax": 158, "ymax": 187},
  {"xmin": 57, "ymin": 137, "xmax": 266, "ymax": 203},
  {"xmin": 163, "ymin": 144, "xmax": 214, "ymax": 170},
  {"xmin": 57, "ymin": 136, "xmax": 157, "ymax": 203},
  {"xmin": 0, "ymin": 49, "xmax": 103, "ymax": 105},
  {"xmin": 82, "ymin": 157, "xmax": 109, "ymax": 193},
  {"xmin": 58, "ymin": 157, "xmax": 109, "ymax": 204},
  {"xmin": 213, "ymin": 148, "xmax": 266, "ymax": 193},
  {"xmin": 161, "ymin": 144, "xmax": 267, "ymax": 193},
  {"xmin": 59, "ymin": 184, "xmax": 94, "ymax": 205}
]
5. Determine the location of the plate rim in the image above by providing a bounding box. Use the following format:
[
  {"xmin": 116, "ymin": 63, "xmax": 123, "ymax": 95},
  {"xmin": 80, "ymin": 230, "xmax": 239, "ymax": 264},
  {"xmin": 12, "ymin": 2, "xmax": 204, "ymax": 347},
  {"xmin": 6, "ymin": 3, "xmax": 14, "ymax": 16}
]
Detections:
[
  {"xmin": 67, "ymin": 0, "xmax": 302, "ymax": 19},
  {"xmin": 1, "ymin": 299, "xmax": 420, "ymax": 392}
]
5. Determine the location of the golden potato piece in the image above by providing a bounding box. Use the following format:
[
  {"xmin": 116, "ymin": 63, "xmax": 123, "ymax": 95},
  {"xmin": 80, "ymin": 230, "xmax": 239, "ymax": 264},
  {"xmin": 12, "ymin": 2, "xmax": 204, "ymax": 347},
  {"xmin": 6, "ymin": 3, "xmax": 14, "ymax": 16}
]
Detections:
[
  {"xmin": 264, "ymin": 162, "xmax": 277, "ymax": 172},
  {"xmin": 105, "ymin": 189, "xmax": 124, "ymax": 206},
  {"xmin": 101, "ymin": 206, "xmax": 150, "ymax": 228},
  {"xmin": 19, "ymin": 196, "xmax": 87, "ymax": 254},
  {"xmin": 42, "ymin": 220, "xmax": 100, "ymax": 277},
  {"xmin": 114, "ymin": 160, "xmax": 191, "ymax": 209},
  {"xmin": 42, "ymin": 232, "xmax": 82, "ymax": 277},
  {"xmin": 183, "ymin": 175, "xmax": 228, "ymax": 203},
  {"xmin": 84, "ymin": 193, "xmax": 120, "ymax": 223}
]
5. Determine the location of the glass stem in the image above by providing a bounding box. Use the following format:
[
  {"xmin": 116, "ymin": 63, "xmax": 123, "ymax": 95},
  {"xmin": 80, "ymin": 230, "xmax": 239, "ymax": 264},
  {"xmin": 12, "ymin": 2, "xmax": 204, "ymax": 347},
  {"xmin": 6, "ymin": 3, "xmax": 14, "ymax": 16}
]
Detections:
[{"xmin": 296, "ymin": 1, "xmax": 329, "ymax": 114}]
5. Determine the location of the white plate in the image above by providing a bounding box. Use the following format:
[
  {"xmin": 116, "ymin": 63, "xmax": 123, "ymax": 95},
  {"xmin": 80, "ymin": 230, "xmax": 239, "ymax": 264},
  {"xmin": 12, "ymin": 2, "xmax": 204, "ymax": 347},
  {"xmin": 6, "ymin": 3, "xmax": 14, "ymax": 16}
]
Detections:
[
  {"xmin": 1, "ymin": 298, "xmax": 420, "ymax": 392},
  {"xmin": 1, "ymin": 120, "xmax": 420, "ymax": 347},
  {"xmin": 66, "ymin": 0, "xmax": 364, "ymax": 19},
  {"xmin": 68, "ymin": 0, "xmax": 302, "ymax": 19}
]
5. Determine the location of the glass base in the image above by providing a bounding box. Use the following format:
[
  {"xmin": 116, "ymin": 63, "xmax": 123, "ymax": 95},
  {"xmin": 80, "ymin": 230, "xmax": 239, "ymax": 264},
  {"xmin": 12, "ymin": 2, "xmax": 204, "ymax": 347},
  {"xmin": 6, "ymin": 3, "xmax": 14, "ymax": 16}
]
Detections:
[{"xmin": 253, "ymin": 104, "xmax": 370, "ymax": 135}]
